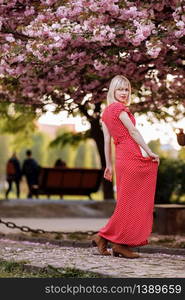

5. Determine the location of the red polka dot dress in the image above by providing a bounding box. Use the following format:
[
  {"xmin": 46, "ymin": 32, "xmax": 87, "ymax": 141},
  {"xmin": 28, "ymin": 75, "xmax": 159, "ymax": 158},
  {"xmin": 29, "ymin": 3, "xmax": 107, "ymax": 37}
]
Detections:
[{"xmin": 99, "ymin": 102, "xmax": 158, "ymax": 247}]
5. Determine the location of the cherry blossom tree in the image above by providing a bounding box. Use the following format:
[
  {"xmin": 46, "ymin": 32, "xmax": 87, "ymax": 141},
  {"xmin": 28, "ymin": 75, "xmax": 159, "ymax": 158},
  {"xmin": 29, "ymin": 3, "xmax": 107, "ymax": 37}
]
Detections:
[{"xmin": 0, "ymin": 0, "xmax": 185, "ymax": 198}]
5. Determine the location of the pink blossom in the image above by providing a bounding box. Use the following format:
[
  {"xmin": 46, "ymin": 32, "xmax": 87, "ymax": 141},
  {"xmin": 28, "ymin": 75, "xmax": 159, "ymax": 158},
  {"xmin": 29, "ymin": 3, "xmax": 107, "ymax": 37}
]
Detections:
[
  {"xmin": 14, "ymin": 54, "xmax": 25, "ymax": 62},
  {"xmin": 94, "ymin": 60, "xmax": 107, "ymax": 71},
  {"xmin": 0, "ymin": 66, "xmax": 4, "ymax": 75},
  {"xmin": 56, "ymin": 6, "xmax": 69, "ymax": 18},
  {"xmin": 5, "ymin": 35, "xmax": 15, "ymax": 42},
  {"xmin": 174, "ymin": 30, "xmax": 184, "ymax": 38},
  {"xmin": 176, "ymin": 21, "xmax": 185, "ymax": 29},
  {"xmin": 41, "ymin": 0, "xmax": 58, "ymax": 5},
  {"xmin": 132, "ymin": 52, "xmax": 142, "ymax": 62},
  {"xmin": 51, "ymin": 23, "xmax": 61, "ymax": 30},
  {"xmin": 0, "ymin": 0, "xmax": 184, "ymax": 113},
  {"xmin": 132, "ymin": 35, "xmax": 144, "ymax": 46},
  {"xmin": 170, "ymin": 45, "xmax": 177, "ymax": 51},
  {"xmin": 147, "ymin": 47, "xmax": 161, "ymax": 58},
  {"xmin": 53, "ymin": 35, "xmax": 61, "ymax": 42},
  {"xmin": 153, "ymin": 2, "xmax": 165, "ymax": 12},
  {"xmin": 24, "ymin": 6, "xmax": 35, "ymax": 17},
  {"xmin": 125, "ymin": 63, "xmax": 137, "ymax": 76}
]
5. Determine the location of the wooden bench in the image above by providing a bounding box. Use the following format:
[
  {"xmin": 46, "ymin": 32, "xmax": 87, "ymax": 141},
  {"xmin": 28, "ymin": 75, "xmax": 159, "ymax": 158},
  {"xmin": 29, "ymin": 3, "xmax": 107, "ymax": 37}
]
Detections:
[
  {"xmin": 153, "ymin": 204, "xmax": 185, "ymax": 234},
  {"xmin": 31, "ymin": 167, "xmax": 103, "ymax": 200}
]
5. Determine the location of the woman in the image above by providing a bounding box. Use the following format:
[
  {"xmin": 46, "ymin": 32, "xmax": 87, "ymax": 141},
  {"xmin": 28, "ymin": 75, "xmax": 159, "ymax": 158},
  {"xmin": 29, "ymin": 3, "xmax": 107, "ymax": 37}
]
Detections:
[
  {"xmin": 54, "ymin": 158, "xmax": 66, "ymax": 168},
  {"xmin": 92, "ymin": 75, "xmax": 159, "ymax": 258}
]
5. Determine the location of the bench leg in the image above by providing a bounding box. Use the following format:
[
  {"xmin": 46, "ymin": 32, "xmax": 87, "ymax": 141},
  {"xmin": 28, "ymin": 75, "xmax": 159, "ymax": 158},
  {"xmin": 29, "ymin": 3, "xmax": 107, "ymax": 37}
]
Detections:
[{"xmin": 88, "ymin": 194, "xmax": 93, "ymax": 200}]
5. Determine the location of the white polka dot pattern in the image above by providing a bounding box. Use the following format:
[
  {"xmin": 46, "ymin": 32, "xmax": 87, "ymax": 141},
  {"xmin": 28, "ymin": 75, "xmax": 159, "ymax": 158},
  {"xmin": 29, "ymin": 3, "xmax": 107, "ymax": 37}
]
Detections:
[{"xmin": 99, "ymin": 102, "xmax": 158, "ymax": 247}]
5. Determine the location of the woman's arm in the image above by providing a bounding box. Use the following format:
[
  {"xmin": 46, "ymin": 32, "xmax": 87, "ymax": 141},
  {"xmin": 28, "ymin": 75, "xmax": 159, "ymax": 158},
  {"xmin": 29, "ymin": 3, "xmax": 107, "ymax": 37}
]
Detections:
[
  {"xmin": 102, "ymin": 121, "xmax": 113, "ymax": 181},
  {"xmin": 102, "ymin": 122, "xmax": 112, "ymax": 167},
  {"xmin": 119, "ymin": 112, "xmax": 159, "ymax": 163}
]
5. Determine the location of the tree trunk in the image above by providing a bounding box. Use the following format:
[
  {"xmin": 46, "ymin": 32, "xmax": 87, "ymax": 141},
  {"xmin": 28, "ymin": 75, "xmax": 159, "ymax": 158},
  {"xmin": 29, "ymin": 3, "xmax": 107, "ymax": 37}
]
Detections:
[{"xmin": 90, "ymin": 118, "xmax": 114, "ymax": 200}]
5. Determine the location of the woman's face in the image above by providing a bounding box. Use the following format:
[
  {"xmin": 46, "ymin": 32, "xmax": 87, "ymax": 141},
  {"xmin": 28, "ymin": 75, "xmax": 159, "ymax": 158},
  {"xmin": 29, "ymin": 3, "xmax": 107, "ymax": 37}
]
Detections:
[{"xmin": 114, "ymin": 84, "xmax": 129, "ymax": 104}]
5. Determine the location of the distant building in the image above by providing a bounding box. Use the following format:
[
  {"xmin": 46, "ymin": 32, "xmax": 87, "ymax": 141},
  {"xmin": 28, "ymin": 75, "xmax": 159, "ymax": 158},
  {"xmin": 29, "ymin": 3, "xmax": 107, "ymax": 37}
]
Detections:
[{"xmin": 36, "ymin": 122, "xmax": 76, "ymax": 138}]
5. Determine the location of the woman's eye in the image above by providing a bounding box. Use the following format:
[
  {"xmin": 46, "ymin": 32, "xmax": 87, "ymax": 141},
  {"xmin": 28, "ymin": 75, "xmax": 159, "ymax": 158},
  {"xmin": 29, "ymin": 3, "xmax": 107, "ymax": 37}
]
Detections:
[{"xmin": 117, "ymin": 88, "xmax": 129, "ymax": 91}]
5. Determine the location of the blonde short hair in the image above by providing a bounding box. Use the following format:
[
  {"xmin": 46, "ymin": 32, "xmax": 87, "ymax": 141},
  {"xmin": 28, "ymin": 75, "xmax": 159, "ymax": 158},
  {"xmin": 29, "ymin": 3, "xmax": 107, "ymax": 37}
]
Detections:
[{"xmin": 107, "ymin": 75, "xmax": 131, "ymax": 105}]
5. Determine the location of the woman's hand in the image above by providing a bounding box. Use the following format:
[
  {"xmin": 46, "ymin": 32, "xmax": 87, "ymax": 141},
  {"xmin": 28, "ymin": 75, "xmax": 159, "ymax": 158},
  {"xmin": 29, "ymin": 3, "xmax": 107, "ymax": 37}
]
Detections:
[
  {"xmin": 104, "ymin": 166, "xmax": 113, "ymax": 182},
  {"xmin": 149, "ymin": 152, "xmax": 160, "ymax": 165}
]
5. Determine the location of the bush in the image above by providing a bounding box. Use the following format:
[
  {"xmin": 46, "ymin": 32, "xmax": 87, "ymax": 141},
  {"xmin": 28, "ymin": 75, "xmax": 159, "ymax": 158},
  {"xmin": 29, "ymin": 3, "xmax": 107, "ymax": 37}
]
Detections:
[{"xmin": 155, "ymin": 158, "xmax": 185, "ymax": 204}]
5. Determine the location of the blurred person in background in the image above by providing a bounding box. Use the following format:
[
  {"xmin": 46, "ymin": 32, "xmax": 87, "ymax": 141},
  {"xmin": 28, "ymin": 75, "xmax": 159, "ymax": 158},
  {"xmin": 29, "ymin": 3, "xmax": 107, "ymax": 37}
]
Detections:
[
  {"xmin": 5, "ymin": 152, "xmax": 22, "ymax": 199},
  {"xmin": 54, "ymin": 158, "xmax": 66, "ymax": 168},
  {"xmin": 22, "ymin": 150, "xmax": 40, "ymax": 198}
]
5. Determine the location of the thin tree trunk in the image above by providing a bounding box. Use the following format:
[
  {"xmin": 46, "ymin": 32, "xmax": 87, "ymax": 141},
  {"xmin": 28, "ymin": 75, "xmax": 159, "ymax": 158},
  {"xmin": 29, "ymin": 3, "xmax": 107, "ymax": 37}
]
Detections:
[{"xmin": 90, "ymin": 118, "xmax": 114, "ymax": 200}]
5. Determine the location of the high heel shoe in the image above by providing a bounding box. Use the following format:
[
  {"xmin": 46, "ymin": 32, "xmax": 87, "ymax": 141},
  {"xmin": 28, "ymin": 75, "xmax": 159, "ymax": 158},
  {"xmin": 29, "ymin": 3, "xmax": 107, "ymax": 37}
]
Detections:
[
  {"xmin": 91, "ymin": 234, "xmax": 111, "ymax": 256},
  {"xmin": 112, "ymin": 243, "xmax": 140, "ymax": 259}
]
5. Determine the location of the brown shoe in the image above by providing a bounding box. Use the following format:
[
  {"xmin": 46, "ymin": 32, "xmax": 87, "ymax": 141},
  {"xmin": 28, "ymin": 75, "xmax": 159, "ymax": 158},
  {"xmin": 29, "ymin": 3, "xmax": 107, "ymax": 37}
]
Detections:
[
  {"xmin": 112, "ymin": 243, "xmax": 140, "ymax": 259},
  {"xmin": 91, "ymin": 234, "xmax": 111, "ymax": 256}
]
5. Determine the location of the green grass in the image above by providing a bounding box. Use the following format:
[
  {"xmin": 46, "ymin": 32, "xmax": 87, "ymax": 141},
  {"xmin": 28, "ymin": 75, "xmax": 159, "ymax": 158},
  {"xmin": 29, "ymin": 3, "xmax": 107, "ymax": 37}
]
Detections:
[{"xmin": 0, "ymin": 260, "xmax": 105, "ymax": 278}]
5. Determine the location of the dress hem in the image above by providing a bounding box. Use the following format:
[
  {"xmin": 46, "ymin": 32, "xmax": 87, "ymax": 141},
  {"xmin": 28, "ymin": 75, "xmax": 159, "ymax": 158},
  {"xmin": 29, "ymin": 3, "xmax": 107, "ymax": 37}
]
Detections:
[{"xmin": 98, "ymin": 233, "xmax": 148, "ymax": 247}]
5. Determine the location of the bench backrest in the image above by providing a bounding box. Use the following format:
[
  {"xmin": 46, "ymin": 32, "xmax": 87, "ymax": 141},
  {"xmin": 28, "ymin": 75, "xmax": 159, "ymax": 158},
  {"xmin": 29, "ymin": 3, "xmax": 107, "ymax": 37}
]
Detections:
[{"xmin": 38, "ymin": 167, "xmax": 103, "ymax": 194}]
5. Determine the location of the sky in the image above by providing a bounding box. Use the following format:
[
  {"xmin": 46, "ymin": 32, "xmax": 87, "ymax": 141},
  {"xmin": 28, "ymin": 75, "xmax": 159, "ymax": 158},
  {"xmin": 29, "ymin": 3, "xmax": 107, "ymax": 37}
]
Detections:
[{"xmin": 38, "ymin": 104, "xmax": 185, "ymax": 151}]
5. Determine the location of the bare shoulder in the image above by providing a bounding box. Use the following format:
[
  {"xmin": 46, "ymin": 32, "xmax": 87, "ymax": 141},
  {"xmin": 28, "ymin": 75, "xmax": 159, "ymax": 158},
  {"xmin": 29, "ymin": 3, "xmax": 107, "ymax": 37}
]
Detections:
[{"xmin": 119, "ymin": 111, "xmax": 129, "ymax": 120}]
